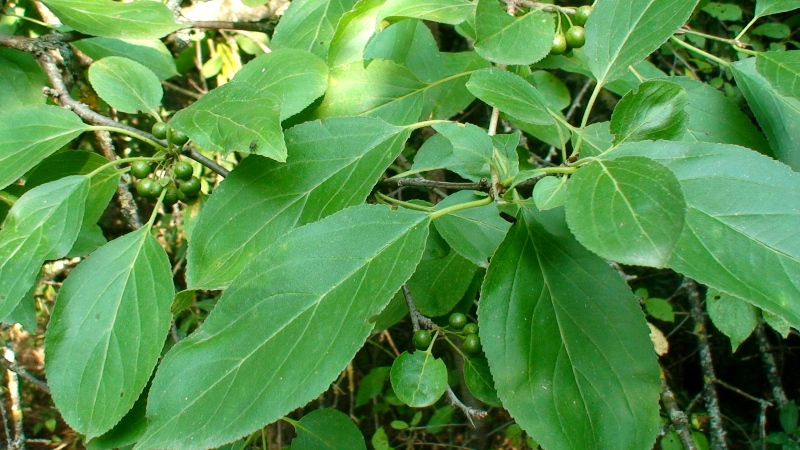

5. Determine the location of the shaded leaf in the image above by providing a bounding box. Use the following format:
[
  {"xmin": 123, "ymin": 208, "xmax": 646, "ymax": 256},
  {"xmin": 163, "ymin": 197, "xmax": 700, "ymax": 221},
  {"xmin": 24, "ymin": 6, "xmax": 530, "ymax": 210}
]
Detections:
[
  {"xmin": 463, "ymin": 356, "xmax": 501, "ymax": 407},
  {"xmin": 390, "ymin": 351, "xmax": 448, "ymax": 407},
  {"xmin": 271, "ymin": 0, "xmax": 359, "ymax": 59},
  {"xmin": 377, "ymin": 0, "xmax": 474, "ymax": 27},
  {"xmin": 432, "ymin": 122, "xmax": 493, "ymax": 175},
  {"xmin": 610, "ymin": 80, "xmax": 688, "ymax": 145},
  {"xmin": 755, "ymin": 0, "xmax": 800, "ymax": 17},
  {"xmin": 88, "ymin": 57, "xmax": 162, "ymax": 115},
  {"xmin": 584, "ymin": 0, "xmax": 699, "ymax": 84},
  {"xmin": 356, "ymin": 366, "xmax": 391, "ymax": 407},
  {"xmin": 756, "ymin": 51, "xmax": 800, "ymax": 100},
  {"xmin": 0, "ymin": 176, "xmax": 89, "ymax": 320},
  {"xmin": 467, "ymin": 67, "xmax": 554, "ymax": 125},
  {"xmin": 762, "ymin": 310, "xmax": 791, "ymax": 338},
  {"xmin": 430, "ymin": 51, "xmax": 491, "ymax": 119},
  {"xmin": 644, "ymin": 298, "xmax": 674, "ymax": 322},
  {"xmin": 532, "ymin": 176, "xmax": 568, "ymax": 211},
  {"xmin": 474, "ymin": 0, "xmax": 553, "ymax": 65},
  {"xmin": 411, "ymin": 133, "xmax": 481, "ymax": 182},
  {"xmin": 0, "ymin": 105, "xmax": 89, "ymax": 190},
  {"xmin": 702, "ymin": 2, "xmax": 742, "ymax": 21},
  {"xmin": 40, "ymin": 0, "xmax": 181, "ymax": 39},
  {"xmin": 73, "ymin": 38, "xmax": 178, "ymax": 80},
  {"xmin": 46, "ymin": 225, "xmax": 173, "ymax": 439},
  {"xmin": 138, "ymin": 205, "xmax": 429, "ymax": 450},
  {"xmin": 573, "ymin": 121, "xmax": 613, "ymax": 158},
  {"xmin": 479, "ymin": 206, "xmax": 661, "ymax": 449},
  {"xmin": 529, "ymin": 70, "xmax": 570, "ymax": 111},
  {"xmin": 0, "ymin": 48, "xmax": 48, "ymax": 111},
  {"xmin": 170, "ymin": 82, "xmax": 285, "ymax": 160},
  {"xmin": 706, "ymin": 289, "xmax": 758, "ymax": 352},
  {"xmin": 328, "ymin": 0, "xmax": 385, "ymax": 67},
  {"xmin": 365, "ymin": 19, "xmax": 443, "ymax": 82},
  {"xmin": 407, "ymin": 251, "xmax": 477, "ymax": 317},
  {"xmin": 186, "ymin": 117, "xmax": 409, "ymax": 290},
  {"xmin": 607, "ymin": 141, "xmax": 800, "ymax": 329},
  {"xmin": 291, "ymin": 409, "xmax": 367, "ymax": 450},
  {"xmin": 86, "ymin": 385, "xmax": 149, "ymax": 450},
  {"xmin": 565, "ymin": 156, "xmax": 686, "ymax": 267}
]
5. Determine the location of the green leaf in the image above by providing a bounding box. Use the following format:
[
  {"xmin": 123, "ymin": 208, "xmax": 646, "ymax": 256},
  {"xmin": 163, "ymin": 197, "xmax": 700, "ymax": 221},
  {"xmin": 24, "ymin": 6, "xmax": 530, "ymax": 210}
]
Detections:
[
  {"xmin": 271, "ymin": 0, "xmax": 359, "ymax": 59},
  {"xmin": 407, "ymin": 251, "xmax": 477, "ymax": 317},
  {"xmin": 371, "ymin": 428, "xmax": 391, "ymax": 450},
  {"xmin": 433, "ymin": 190, "xmax": 511, "ymax": 267},
  {"xmin": 463, "ymin": 356, "xmax": 501, "ymax": 407},
  {"xmin": 528, "ymin": 71, "xmax": 570, "ymax": 111},
  {"xmin": 86, "ymin": 385, "xmax": 149, "ymax": 450},
  {"xmin": 390, "ymin": 351, "xmax": 448, "ymax": 407},
  {"xmin": 565, "ymin": 156, "xmax": 686, "ymax": 267},
  {"xmin": 706, "ymin": 289, "xmax": 758, "ymax": 352},
  {"xmin": 356, "ymin": 366, "xmax": 391, "ymax": 407},
  {"xmin": 316, "ymin": 59, "xmax": 426, "ymax": 125},
  {"xmin": 430, "ymin": 52, "xmax": 491, "ymax": 119},
  {"xmin": 511, "ymin": 112, "xmax": 572, "ymax": 150},
  {"xmin": 186, "ymin": 117, "xmax": 409, "ymax": 290},
  {"xmin": 532, "ymin": 176, "xmax": 569, "ymax": 211},
  {"xmin": 138, "ymin": 205, "xmax": 429, "ymax": 450},
  {"xmin": 732, "ymin": 58, "xmax": 800, "ymax": 170},
  {"xmin": 701, "ymin": 2, "xmax": 742, "ymax": 21},
  {"xmin": 328, "ymin": 0, "xmax": 385, "ymax": 67},
  {"xmin": 644, "ymin": 298, "xmax": 674, "ymax": 322},
  {"xmin": 573, "ymin": 121, "xmax": 613, "ymax": 158},
  {"xmin": 73, "ymin": 38, "xmax": 178, "ymax": 80},
  {"xmin": 232, "ymin": 48, "xmax": 329, "ymax": 121},
  {"xmin": 752, "ymin": 23, "xmax": 790, "ymax": 39},
  {"xmin": 756, "ymin": 51, "xmax": 800, "ymax": 100},
  {"xmin": 364, "ymin": 19, "xmax": 443, "ymax": 82},
  {"xmin": 40, "ymin": 0, "xmax": 182, "ymax": 39},
  {"xmin": 0, "ymin": 48, "xmax": 49, "ymax": 112},
  {"xmin": 474, "ymin": 0, "xmax": 554, "ymax": 65},
  {"xmin": 377, "ymin": 0, "xmax": 474, "ymax": 27},
  {"xmin": 755, "ymin": 0, "xmax": 800, "ymax": 17},
  {"xmin": 479, "ymin": 206, "xmax": 661, "ymax": 449},
  {"xmin": 0, "ymin": 176, "xmax": 89, "ymax": 320},
  {"xmin": 780, "ymin": 401, "xmax": 799, "ymax": 434},
  {"xmin": 610, "ymin": 80, "xmax": 688, "ymax": 145},
  {"xmin": 584, "ymin": 0, "xmax": 699, "ymax": 84},
  {"xmin": 1, "ymin": 286, "xmax": 36, "ymax": 332},
  {"xmin": 668, "ymin": 77, "xmax": 771, "ymax": 154},
  {"xmin": 0, "ymin": 105, "xmax": 89, "ymax": 190},
  {"xmin": 46, "ymin": 225, "xmax": 173, "ymax": 439},
  {"xmin": 291, "ymin": 409, "xmax": 367, "ymax": 450},
  {"xmin": 88, "ymin": 57, "xmax": 162, "ymax": 115},
  {"xmin": 607, "ymin": 141, "xmax": 800, "ymax": 329},
  {"xmin": 467, "ymin": 68, "xmax": 554, "ymax": 126},
  {"xmin": 170, "ymin": 82, "xmax": 285, "ymax": 160},
  {"xmin": 426, "ymin": 405, "xmax": 455, "ymax": 434},
  {"xmin": 492, "ymin": 132, "xmax": 521, "ymax": 180},
  {"xmin": 432, "ymin": 122, "xmax": 493, "ymax": 176},
  {"xmin": 762, "ymin": 309, "xmax": 791, "ymax": 338}
]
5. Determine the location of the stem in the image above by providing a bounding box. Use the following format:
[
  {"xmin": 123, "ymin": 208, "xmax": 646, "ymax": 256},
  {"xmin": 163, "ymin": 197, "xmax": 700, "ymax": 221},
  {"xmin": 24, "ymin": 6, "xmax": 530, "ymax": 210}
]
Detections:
[
  {"xmin": 429, "ymin": 194, "xmax": 493, "ymax": 220},
  {"xmin": 736, "ymin": 16, "xmax": 759, "ymax": 41},
  {"xmin": 86, "ymin": 156, "xmax": 162, "ymax": 179},
  {"xmin": 0, "ymin": 192, "xmax": 17, "ymax": 207},
  {"xmin": 374, "ymin": 192, "xmax": 434, "ymax": 212},
  {"xmin": 145, "ymin": 189, "xmax": 167, "ymax": 229},
  {"xmin": 680, "ymin": 26, "xmax": 750, "ymax": 49},
  {"xmin": 669, "ymin": 36, "xmax": 731, "ymax": 68},
  {"xmin": 661, "ymin": 375, "xmax": 697, "ymax": 450},
  {"xmin": 407, "ymin": 119, "xmax": 449, "ymax": 131},
  {"xmin": 572, "ymin": 81, "xmax": 604, "ymax": 159},
  {"xmin": 87, "ymin": 125, "xmax": 167, "ymax": 150}
]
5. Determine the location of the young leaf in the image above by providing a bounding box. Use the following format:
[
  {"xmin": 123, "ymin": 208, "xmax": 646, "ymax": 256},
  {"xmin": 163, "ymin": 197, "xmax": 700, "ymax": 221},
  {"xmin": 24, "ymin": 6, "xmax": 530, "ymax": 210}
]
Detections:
[
  {"xmin": 377, "ymin": 0, "xmax": 474, "ymax": 28},
  {"xmin": 432, "ymin": 122, "xmax": 493, "ymax": 176},
  {"xmin": 315, "ymin": 59, "xmax": 426, "ymax": 125},
  {"xmin": 169, "ymin": 82, "xmax": 285, "ymax": 160},
  {"xmin": 328, "ymin": 0, "xmax": 385, "ymax": 67},
  {"xmin": 88, "ymin": 57, "xmax": 162, "ymax": 116},
  {"xmin": 706, "ymin": 289, "xmax": 758, "ymax": 352},
  {"xmin": 463, "ymin": 356, "xmax": 501, "ymax": 407},
  {"xmin": 433, "ymin": 190, "xmax": 511, "ymax": 267},
  {"xmin": 479, "ymin": 206, "xmax": 661, "ymax": 449},
  {"xmin": 0, "ymin": 105, "xmax": 89, "ymax": 190},
  {"xmin": 40, "ymin": 0, "xmax": 182, "ymax": 39},
  {"xmin": 73, "ymin": 38, "xmax": 179, "ymax": 80},
  {"xmin": 407, "ymin": 251, "xmax": 477, "ymax": 317},
  {"xmin": 755, "ymin": 0, "xmax": 800, "ymax": 17},
  {"xmin": 610, "ymin": 80, "xmax": 688, "ymax": 145},
  {"xmin": 390, "ymin": 351, "xmax": 448, "ymax": 407},
  {"xmin": 291, "ymin": 409, "xmax": 367, "ymax": 450},
  {"xmin": 565, "ymin": 156, "xmax": 687, "ymax": 267},
  {"xmin": 271, "ymin": 0, "xmax": 359, "ymax": 59},
  {"xmin": 232, "ymin": 48, "xmax": 329, "ymax": 121},
  {"xmin": 138, "ymin": 205, "xmax": 429, "ymax": 450},
  {"xmin": 46, "ymin": 225, "xmax": 174, "ymax": 439},
  {"xmin": 756, "ymin": 51, "xmax": 800, "ymax": 100},
  {"xmin": 186, "ymin": 117, "xmax": 410, "ymax": 290},
  {"xmin": 467, "ymin": 67, "xmax": 554, "ymax": 126},
  {"xmin": 584, "ymin": 0, "xmax": 700, "ymax": 84},
  {"xmin": 732, "ymin": 58, "xmax": 800, "ymax": 171},
  {"xmin": 607, "ymin": 141, "xmax": 800, "ymax": 329},
  {"xmin": 0, "ymin": 48, "xmax": 49, "ymax": 112},
  {"xmin": 474, "ymin": 0, "xmax": 554, "ymax": 65},
  {"xmin": 0, "ymin": 176, "xmax": 89, "ymax": 321}
]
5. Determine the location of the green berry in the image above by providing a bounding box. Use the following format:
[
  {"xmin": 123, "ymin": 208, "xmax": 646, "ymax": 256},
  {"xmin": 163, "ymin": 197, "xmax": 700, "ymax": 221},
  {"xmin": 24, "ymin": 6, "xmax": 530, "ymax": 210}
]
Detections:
[
  {"xmin": 163, "ymin": 186, "xmax": 180, "ymax": 206},
  {"xmin": 449, "ymin": 312, "xmax": 467, "ymax": 330},
  {"xmin": 130, "ymin": 161, "xmax": 152, "ymax": 179},
  {"xmin": 173, "ymin": 161, "xmax": 194, "ymax": 181},
  {"xmin": 573, "ymin": 5, "xmax": 593, "ymax": 26},
  {"xmin": 151, "ymin": 122, "xmax": 169, "ymax": 140},
  {"xmin": 169, "ymin": 128, "xmax": 189, "ymax": 146},
  {"xmin": 180, "ymin": 176, "xmax": 202, "ymax": 196},
  {"xmin": 462, "ymin": 334, "xmax": 481, "ymax": 356},
  {"xmin": 136, "ymin": 178, "xmax": 157, "ymax": 198},
  {"xmin": 565, "ymin": 26, "xmax": 586, "ymax": 49},
  {"xmin": 550, "ymin": 33, "xmax": 568, "ymax": 55},
  {"xmin": 462, "ymin": 323, "xmax": 479, "ymax": 335},
  {"xmin": 412, "ymin": 330, "xmax": 433, "ymax": 351}
]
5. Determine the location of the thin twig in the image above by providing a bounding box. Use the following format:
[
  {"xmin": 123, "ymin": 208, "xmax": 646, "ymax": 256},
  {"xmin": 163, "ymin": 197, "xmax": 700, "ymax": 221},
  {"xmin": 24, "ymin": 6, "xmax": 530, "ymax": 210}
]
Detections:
[
  {"xmin": 380, "ymin": 177, "xmax": 491, "ymax": 192},
  {"xmin": 712, "ymin": 378, "xmax": 771, "ymax": 407},
  {"xmin": 162, "ymin": 80, "xmax": 203, "ymax": 99},
  {"xmin": 4, "ymin": 348, "xmax": 25, "ymax": 450},
  {"xmin": 94, "ymin": 130, "xmax": 143, "ymax": 229},
  {"xmin": 661, "ymin": 375, "xmax": 697, "ymax": 450},
  {"xmin": 183, "ymin": 147, "xmax": 230, "ymax": 177},
  {"xmin": 184, "ymin": 20, "xmax": 277, "ymax": 33},
  {"xmin": 445, "ymin": 386, "xmax": 487, "ymax": 425},
  {"xmin": 401, "ymin": 285, "xmax": 435, "ymax": 331},
  {"xmin": 0, "ymin": 356, "xmax": 50, "ymax": 394},
  {"xmin": 0, "ymin": 381, "xmax": 11, "ymax": 449},
  {"xmin": 755, "ymin": 321, "xmax": 789, "ymax": 407},
  {"xmin": 685, "ymin": 279, "xmax": 728, "ymax": 450}
]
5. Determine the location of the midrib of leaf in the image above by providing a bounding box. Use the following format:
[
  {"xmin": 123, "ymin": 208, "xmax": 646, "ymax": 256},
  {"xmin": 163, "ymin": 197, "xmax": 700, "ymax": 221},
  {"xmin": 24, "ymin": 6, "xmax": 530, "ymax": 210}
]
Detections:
[
  {"xmin": 615, "ymin": 101, "xmax": 680, "ymax": 143},
  {"xmin": 595, "ymin": 4, "xmax": 658, "ymax": 87},
  {"xmin": 478, "ymin": 11, "xmax": 533, "ymax": 44},
  {"xmin": 358, "ymin": 69, "xmax": 479, "ymax": 116}
]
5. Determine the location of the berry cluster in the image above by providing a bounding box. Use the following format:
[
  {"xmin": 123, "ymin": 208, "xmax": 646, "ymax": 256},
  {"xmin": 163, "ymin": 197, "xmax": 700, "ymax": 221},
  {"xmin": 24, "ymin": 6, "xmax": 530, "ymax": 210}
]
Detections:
[
  {"xmin": 550, "ymin": 5, "xmax": 592, "ymax": 56},
  {"xmin": 129, "ymin": 159, "xmax": 202, "ymax": 205},
  {"xmin": 411, "ymin": 312, "xmax": 482, "ymax": 357}
]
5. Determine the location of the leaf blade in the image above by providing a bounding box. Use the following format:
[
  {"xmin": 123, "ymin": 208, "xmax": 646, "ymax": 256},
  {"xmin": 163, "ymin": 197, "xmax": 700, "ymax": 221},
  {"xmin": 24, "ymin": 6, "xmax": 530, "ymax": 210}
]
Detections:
[
  {"xmin": 88, "ymin": 57, "xmax": 162, "ymax": 115},
  {"xmin": 40, "ymin": 0, "xmax": 182, "ymax": 39}
]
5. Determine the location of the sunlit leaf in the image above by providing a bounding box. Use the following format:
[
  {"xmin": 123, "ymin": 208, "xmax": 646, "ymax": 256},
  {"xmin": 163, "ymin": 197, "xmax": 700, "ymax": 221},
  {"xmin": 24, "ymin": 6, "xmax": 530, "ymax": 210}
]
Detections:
[
  {"xmin": 73, "ymin": 38, "xmax": 178, "ymax": 80},
  {"xmin": 390, "ymin": 351, "xmax": 447, "ymax": 407},
  {"xmin": 467, "ymin": 68, "xmax": 554, "ymax": 126},
  {"xmin": 271, "ymin": 0, "xmax": 360, "ymax": 59},
  {"xmin": 474, "ymin": 0, "xmax": 553, "ymax": 65},
  {"xmin": 40, "ymin": 0, "xmax": 182, "ymax": 39},
  {"xmin": 88, "ymin": 57, "xmax": 162, "ymax": 115},
  {"xmin": 610, "ymin": 80, "xmax": 688, "ymax": 145},
  {"xmin": 0, "ymin": 48, "xmax": 48, "ymax": 111}
]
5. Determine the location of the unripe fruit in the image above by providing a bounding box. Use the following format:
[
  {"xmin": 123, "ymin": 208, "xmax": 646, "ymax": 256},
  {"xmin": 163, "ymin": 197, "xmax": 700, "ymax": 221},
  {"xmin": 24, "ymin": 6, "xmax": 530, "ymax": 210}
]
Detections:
[
  {"xmin": 163, "ymin": 186, "xmax": 180, "ymax": 206},
  {"xmin": 136, "ymin": 178, "xmax": 157, "ymax": 198},
  {"xmin": 412, "ymin": 330, "xmax": 433, "ymax": 350},
  {"xmin": 130, "ymin": 161, "xmax": 152, "ymax": 179},
  {"xmin": 573, "ymin": 5, "xmax": 593, "ymax": 26},
  {"xmin": 152, "ymin": 122, "xmax": 169, "ymax": 140},
  {"xmin": 462, "ymin": 334, "xmax": 481, "ymax": 356},
  {"xmin": 169, "ymin": 129, "xmax": 189, "ymax": 146},
  {"xmin": 551, "ymin": 33, "xmax": 568, "ymax": 55},
  {"xmin": 449, "ymin": 312, "xmax": 467, "ymax": 330},
  {"xmin": 173, "ymin": 161, "xmax": 194, "ymax": 181},
  {"xmin": 462, "ymin": 323, "xmax": 479, "ymax": 335},
  {"xmin": 565, "ymin": 26, "xmax": 586, "ymax": 49},
  {"xmin": 180, "ymin": 176, "xmax": 202, "ymax": 196}
]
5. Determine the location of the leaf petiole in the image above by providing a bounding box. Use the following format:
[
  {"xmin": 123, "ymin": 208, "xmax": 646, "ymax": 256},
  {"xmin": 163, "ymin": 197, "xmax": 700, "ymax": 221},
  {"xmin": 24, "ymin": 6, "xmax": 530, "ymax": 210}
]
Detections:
[
  {"xmin": 429, "ymin": 194, "xmax": 493, "ymax": 220},
  {"xmin": 375, "ymin": 192, "xmax": 434, "ymax": 212},
  {"xmin": 87, "ymin": 125, "xmax": 167, "ymax": 150}
]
